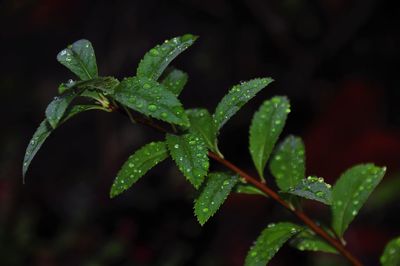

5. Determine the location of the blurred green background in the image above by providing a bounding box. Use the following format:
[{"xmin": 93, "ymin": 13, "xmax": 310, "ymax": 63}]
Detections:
[{"xmin": 1, "ymin": 0, "xmax": 399, "ymax": 265}]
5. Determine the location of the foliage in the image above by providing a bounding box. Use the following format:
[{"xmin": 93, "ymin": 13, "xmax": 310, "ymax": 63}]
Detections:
[{"xmin": 24, "ymin": 35, "xmax": 393, "ymax": 265}]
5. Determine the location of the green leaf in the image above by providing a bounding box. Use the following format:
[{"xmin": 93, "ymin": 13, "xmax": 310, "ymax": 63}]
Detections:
[
  {"xmin": 110, "ymin": 142, "xmax": 169, "ymax": 198},
  {"xmin": 166, "ymin": 133, "xmax": 209, "ymax": 189},
  {"xmin": 270, "ymin": 135, "xmax": 305, "ymax": 191},
  {"xmin": 137, "ymin": 34, "xmax": 198, "ymax": 80},
  {"xmin": 249, "ymin": 96, "xmax": 290, "ymax": 180},
  {"xmin": 214, "ymin": 78, "xmax": 273, "ymax": 131},
  {"xmin": 45, "ymin": 91, "xmax": 78, "ymax": 128},
  {"xmin": 79, "ymin": 76, "xmax": 120, "ymax": 95},
  {"xmin": 380, "ymin": 236, "xmax": 400, "ymax": 266},
  {"xmin": 161, "ymin": 68, "xmax": 188, "ymax": 96},
  {"xmin": 186, "ymin": 108, "xmax": 218, "ymax": 152},
  {"xmin": 331, "ymin": 164, "xmax": 386, "ymax": 237},
  {"xmin": 287, "ymin": 176, "xmax": 332, "ymax": 205},
  {"xmin": 234, "ymin": 183, "xmax": 267, "ymax": 197},
  {"xmin": 62, "ymin": 104, "xmax": 109, "ymax": 122},
  {"xmin": 23, "ymin": 119, "xmax": 53, "ymax": 179},
  {"xmin": 59, "ymin": 77, "xmax": 119, "ymax": 95},
  {"xmin": 290, "ymin": 229, "xmax": 338, "ymax": 254},
  {"xmin": 245, "ymin": 222, "xmax": 302, "ymax": 266},
  {"xmin": 194, "ymin": 172, "xmax": 238, "ymax": 225},
  {"xmin": 114, "ymin": 77, "xmax": 189, "ymax": 127},
  {"xmin": 57, "ymin": 39, "xmax": 98, "ymax": 80}
]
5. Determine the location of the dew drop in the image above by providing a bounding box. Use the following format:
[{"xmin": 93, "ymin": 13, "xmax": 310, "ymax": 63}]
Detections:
[
  {"xmin": 148, "ymin": 104, "xmax": 157, "ymax": 112},
  {"xmin": 150, "ymin": 48, "xmax": 159, "ymax": 56}
]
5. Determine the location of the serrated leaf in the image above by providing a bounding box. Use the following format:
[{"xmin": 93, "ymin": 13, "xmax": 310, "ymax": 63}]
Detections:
[
  {"xmin": 114, "ymin": 77, "xmax": 189, "ymax": 126},
  {"xmin": 161, "ymin": 68, "xmax": 188, "ymax": 96},
  {"xmin": 194, "ymin": 172, "xmax": 238, "ymax": 225},
  {"xmin": 186, "ymin": 108, "xmax": 218, "ymax": 152},
  {"xmin": 249, "ymin": 96, "xmax": 290, "ymax": 180},
  {"xmin": 287, "ymin": 176, "xmax": 332, "ymax": 205},
  {"xmin": 214, "ymin": 78, "xmax": 273, "ymax": 131},
  {"xmin": 270, "ymin": 135, "xmax": 305, "ymax": 191},
  {"xmin": 166, "ymin": 133, "xmax": 209, "ymax": 189},
  {"xmin": 57, "ymin": 39, "xmax": 98, "ymax": 80},
  {"xmin": 380, "ymin": 236, "xmax": 400, "ymax": 266},
  {"xmin": 332, "ymin": 163, "xmax": 386, "ymax": 237},
  {"xmin": 110, "ymin": 142, "xmax": 169, "ymax": 198},
  {"xmin": 45, "ymin": 91, "xmax": 78, "ymax": 128},
  {"xmin": 245, "ymin": 222, "xmax": 302, "ymax": 266},
  {"xmin": 234, "ymin": 183, "xmax": 267, "ymax": 197},
  {"xmin": 290, "ymin": 229, "xmax": 338, "ymax": 254},
  {"xmin": 23, "ymin": 119, "xmax": 53, "ymax": 179},
  {"xmin": 137, "ymin": 34, "xmax": 197, "ymax": 80}
]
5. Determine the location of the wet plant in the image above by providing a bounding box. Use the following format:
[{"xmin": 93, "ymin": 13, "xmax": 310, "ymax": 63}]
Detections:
[{"xmin": 23, "ymin": 35, "xmax": 400, "ymax": 266}]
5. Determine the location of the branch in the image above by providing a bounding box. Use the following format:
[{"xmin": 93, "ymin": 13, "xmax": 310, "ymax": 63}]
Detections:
[
  {"xmin": 208, "ymin": 152, "xmax": 362, "ymax": 266},
  {"xmin": 115, "ymin": 105, "xmax": 363, "ymax": 266}
]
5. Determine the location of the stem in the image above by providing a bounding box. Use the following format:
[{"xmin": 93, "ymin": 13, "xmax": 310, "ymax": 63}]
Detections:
[
  {"xmin": 114, "ymin": 105, "xmax": 363, "ymax": 266},
  {"xmin": 208, "ymin": 152, "xmax": 363, "ymax": 266}
]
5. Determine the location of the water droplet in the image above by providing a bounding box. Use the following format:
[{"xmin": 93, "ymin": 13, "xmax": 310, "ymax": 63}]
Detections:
[
  {"xmin": 150, "ymin": 48, "xmax": 159, "ymax": 56},
  {"xmin": 148, "ymin": 104, "xmax": 157, "ymax": 112},
  {"xmin": 202, "ymin": 208, "xmax": 209, "ymax": 212},
  {"xmin": 174, "ymin": 144, "xmax": 179, "ymax": 149},
  {"xmin": 161, "ymin": 112, "xmax": 168, "ymax": 118}
]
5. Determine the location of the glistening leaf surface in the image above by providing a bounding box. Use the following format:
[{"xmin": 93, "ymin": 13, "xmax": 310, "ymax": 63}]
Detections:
[
  {"xmin": 194, "ymin": 172, "xmax": 238, "ymax": 225},
  {"xmin": 110, "ymin": 142, "xmax": 169, "ymax": 198},
  {"xmin": 249, "ymin": 96, "xmax": 290, "ymax": 179},
  {"xmin": 245, "ymin": 222, "xmax": 302, "ymax": 266},
  {"xmin": 161, "ymin": 68, "xmax": 188, "ymax": 96},
  {"xmin": 57, "ymin": 39, "xmax": 98, "ymax": 80},
  {"xmin": 23, "ymin": 119, "xmax": 53, "ymax": 178},
  {"xmin": 166, "ymin": 133, "xmax": 209, "ymax": 189},
  {"xmin": 136, "ymin": 34, "xmax": 197, "ymax": 80},
  {"xmin": 214, "ymin": 78, "xmax": 273, "ymax": 131},
  {"xmin": 290, "ymin": 230, "xmax": 337, "ymax": 254},
  {"xmin": 288, "ymin": 176, "xmax": 332, "ymax": 205},
  {"xmin": 114, "ymin": 77, "xmax": 189, "ymax": 126},
  {"xmin": 380, "ymin": 236, "xmax": 400, "ymax": 266},
  {"xmin": 186, "ymin": 108, "xmax": 218, "ymax": 152},
  {"xmin": 331, "ymin": 163, "xmax": 386, "ymax": 237},
  {"xmin": 270, "ymin": 135, "xmax": 305, "ymax": 192},
  {"xmin": 45, "ymin": 91, "xmax": 78, "ymax": 128}
]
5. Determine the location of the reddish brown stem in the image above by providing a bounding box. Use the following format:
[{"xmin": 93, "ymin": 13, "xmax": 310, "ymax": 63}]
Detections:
[
  {"xmin": 208, "ymin": 151, "xmax": 363, "ymax": 266},
  {"xmin": 116, "ymin": 106, "xmax": 363, "ymax": 266}
]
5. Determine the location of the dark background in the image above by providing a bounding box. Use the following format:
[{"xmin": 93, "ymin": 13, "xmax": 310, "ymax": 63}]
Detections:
[{"xmin": 1, "ymin": 0, "xmax": 400, "ymax": 265}]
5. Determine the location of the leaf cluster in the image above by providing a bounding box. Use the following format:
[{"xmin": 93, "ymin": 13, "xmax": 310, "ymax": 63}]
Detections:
[{"xmin": 24, "ymin": 35, "xmax": 393, "ymax": 265}]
